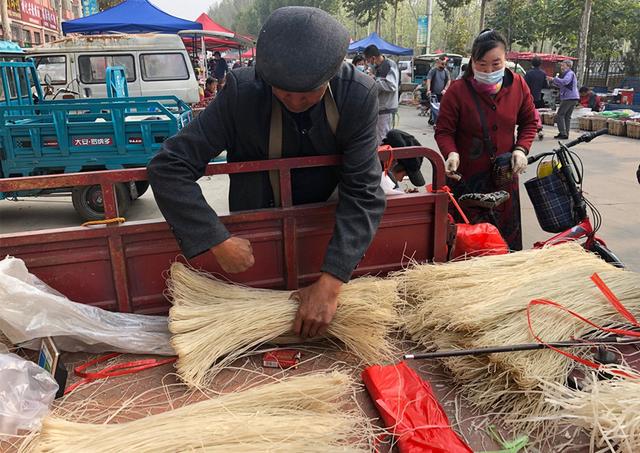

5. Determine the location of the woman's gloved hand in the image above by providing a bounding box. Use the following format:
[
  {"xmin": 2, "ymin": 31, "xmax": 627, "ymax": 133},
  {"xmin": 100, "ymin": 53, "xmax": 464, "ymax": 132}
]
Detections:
[
  {"xmin": 511, "ymin": 149, "xmax": 528, "ymax": 174},
  {"xmin": 445, "ymin": 152, "xmax": 460, "ymax": 174}
]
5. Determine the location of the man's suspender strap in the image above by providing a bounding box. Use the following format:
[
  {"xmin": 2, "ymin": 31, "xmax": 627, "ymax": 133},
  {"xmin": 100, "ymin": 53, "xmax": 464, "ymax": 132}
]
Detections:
[{"xmin": 268, "ymin": 85, "xmax": 339, "ymax": 207}]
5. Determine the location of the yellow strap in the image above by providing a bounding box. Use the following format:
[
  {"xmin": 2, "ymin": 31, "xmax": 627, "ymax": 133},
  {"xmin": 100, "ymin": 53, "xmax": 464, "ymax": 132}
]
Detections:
[
  {"xmin": 268, "ymin": 94, "xmax": 283, "ymax": 208},
  {"xmin": 81, "ymin": 217, "xmax": 126, "ymax": 227},
  {"xmin": 267, "ymin": 86, "xmax": 340, "ymax": 208}
]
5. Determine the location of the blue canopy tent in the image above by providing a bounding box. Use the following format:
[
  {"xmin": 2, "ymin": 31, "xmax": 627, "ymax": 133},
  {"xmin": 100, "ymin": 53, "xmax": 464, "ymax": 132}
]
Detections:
[
  {"xmin": 62, "ymin": 0, "xmax": 202, "ymax": 35},
  {"xmin": 348, "ymin": 33, "xmax": 413, "ymax": 56}
]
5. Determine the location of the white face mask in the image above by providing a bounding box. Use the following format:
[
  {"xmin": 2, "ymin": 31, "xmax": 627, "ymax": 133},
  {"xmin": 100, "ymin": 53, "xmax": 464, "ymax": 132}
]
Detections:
[
  {"xmin": 474, "ymin": 68, "xmax": 505, "ymax": 85},
  {"xmin": 356, "ymin": 65, "xmax": 366, "ymax": 72}
]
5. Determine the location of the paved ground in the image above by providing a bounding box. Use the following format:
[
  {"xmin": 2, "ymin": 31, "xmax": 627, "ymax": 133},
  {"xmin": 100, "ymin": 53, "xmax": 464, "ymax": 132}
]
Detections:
[{"xmin": 2, "ymin": 105, "xmax": 639, "ymax": 270}]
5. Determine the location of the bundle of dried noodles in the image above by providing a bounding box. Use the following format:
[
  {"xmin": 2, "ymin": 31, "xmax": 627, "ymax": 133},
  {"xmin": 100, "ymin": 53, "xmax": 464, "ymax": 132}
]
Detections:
[
  {"xmin": 28, "ymin": 372, "xmax": 373, "ymax": 453},
  {"xmin": 541, "ymin": 371, "xmax": 640, "ymax": 453},
  {"xmin": 168, "ymin": 263, "xmax": 400, "ymax": 387},
  {"xmin": 397, "ymin": 244, "xmax": 640, "ymax": 437}
]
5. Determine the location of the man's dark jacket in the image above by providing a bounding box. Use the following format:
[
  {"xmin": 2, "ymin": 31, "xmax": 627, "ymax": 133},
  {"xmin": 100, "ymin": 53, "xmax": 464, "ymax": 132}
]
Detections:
[
  {"xmin": 147, "ymin": 63, "xmax": 386, "ymax": 283},
  {"xmin": 524, "ymin": 67, "xmax": 548, "ymax": 102}
]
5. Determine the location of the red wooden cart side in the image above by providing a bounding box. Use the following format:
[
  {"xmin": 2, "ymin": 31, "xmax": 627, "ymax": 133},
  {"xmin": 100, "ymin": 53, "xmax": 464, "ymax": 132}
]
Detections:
[{"xmin": 0, "ymin": 147, "xmax": 449, "ymax": 314}]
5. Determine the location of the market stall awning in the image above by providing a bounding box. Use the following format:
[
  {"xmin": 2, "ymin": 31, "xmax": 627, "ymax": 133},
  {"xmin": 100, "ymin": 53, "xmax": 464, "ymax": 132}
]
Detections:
[
  {"xmin": 348, "ymin": 32, "xmax": 413, "ymax": 56},
  {"xmin": 180, "ymin": 14, "xmax": 254, "ymax": 52},
  {"xmin": 506, "ymin": 52, "xmax": 576, "ymax": 62},
  {"xmin": 61, "ymin": 0, "xmax": 202, "ymax": 35},
  {"xmin": 179, "ymin": 30, "xmax": 254, "ymax": 52}
]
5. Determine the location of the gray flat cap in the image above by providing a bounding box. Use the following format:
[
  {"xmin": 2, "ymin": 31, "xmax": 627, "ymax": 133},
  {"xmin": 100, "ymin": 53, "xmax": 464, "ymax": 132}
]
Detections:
[{"xmin": 256, "ymin": 7, "xmax": 349, "ymax": 92}]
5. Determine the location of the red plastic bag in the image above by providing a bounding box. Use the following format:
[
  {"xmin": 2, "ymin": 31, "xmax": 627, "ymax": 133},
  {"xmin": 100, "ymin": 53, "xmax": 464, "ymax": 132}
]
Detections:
[
  {"xmin": 452, "ymin": 222, "xmax": 508, "ymax": 259},
  {"xmin": 362, "ymin": 361, "xmax": 472, "ymax": 453}
]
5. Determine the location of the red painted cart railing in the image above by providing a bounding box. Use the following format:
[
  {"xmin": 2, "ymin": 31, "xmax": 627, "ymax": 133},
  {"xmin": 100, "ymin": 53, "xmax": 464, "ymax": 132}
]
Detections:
[{"xmin": 0, "ymin": 147, "xmax": 449, "ymax": 314}]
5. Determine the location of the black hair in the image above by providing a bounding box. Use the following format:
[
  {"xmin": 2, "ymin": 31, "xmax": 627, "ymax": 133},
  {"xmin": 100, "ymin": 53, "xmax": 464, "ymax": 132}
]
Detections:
[
  {"xmin": 206, "ymin": 77, "xmax": 217, "ymax": 86},
  {"xmin": 461, "ymin": 63, "xmax": 468, "ymax": 72},
  {"xmin": 531, "ymin": 56, "xmax": 542, "ymax": 67},
  {"xmin": 464, "ymin": 29, "xmax": 508, "ymax": 78},
  {"xmin": 352, "ymin": 54, "xmax": 365, "ymax": 66},
  {"xmin": 437, "ymin": 55, "xmax": 447, "ymax": 61},
  {"xmin": 213, "ymin": 51, "xmax": 221, "ymax": 57},
  {"xmin": 579, "ymin": 86, "xmax": 590, "ymax": 94},
  {"xmin": 363, "ymin": 44, "xmax": 381, "ymax": 58}
]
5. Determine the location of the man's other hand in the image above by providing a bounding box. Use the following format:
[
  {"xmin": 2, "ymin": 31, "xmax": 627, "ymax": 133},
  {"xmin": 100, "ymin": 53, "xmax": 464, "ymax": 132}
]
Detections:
[
  {"xmin": 211, "ymin": 236, "xmax": 255, "ymax": 273},
  {"xmin": 292, "ymin": 273, "xmax": 342, "ymax": 339}
]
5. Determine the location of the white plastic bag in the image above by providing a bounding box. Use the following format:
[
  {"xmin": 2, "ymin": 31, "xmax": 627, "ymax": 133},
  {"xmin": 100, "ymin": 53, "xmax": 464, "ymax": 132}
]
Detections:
[
  {"xmin": 0, "ymin": 353, "xmax": 58, "ymax": 436},
  {"xmin": 0, "ymin": 256, "xmax": 174, "ymax": 355},
  {"xmin": 380, "ymin": 172, "xmax": 405, "ymax": 195}
]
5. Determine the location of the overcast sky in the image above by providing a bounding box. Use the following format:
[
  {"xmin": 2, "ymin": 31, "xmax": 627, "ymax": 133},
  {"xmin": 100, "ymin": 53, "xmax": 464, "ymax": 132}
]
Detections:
[{"xmin": 150, "ymin": 0, "xmax": 216, "ymax": 21}]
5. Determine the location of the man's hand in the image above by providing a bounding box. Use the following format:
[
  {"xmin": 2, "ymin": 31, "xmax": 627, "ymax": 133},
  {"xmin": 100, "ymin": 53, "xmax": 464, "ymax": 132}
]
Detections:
[
  {"xmin": 211, "ymin": 236, "xmax": 255, "ymax": 273},
  {"xmin": 292, "ymin": 273, "xmax": 342, "ymax": 339}
]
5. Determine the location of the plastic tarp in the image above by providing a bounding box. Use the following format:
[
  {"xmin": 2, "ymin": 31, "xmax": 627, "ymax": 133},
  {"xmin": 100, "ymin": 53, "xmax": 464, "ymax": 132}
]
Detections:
[
  {"xmin": 61, "ymin": 0, "xmax": 203, "ymax": 35},
  {"xmin": 0, "ymin": 256, "xmax": 174, "ymax": 355},
  {"xmin": 348, "ymin": 32, "xmax": 413, "ymax": 56},
  {"xmin": 362, "ymin": 361, "xmax": 472, "ymax": 453}
]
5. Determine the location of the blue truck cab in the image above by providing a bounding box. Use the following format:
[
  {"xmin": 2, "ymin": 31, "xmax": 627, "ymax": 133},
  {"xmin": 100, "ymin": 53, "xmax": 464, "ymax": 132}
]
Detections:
[{"xmin": 0, "ymin": 53, "xmax": 192, "ymax": 221}]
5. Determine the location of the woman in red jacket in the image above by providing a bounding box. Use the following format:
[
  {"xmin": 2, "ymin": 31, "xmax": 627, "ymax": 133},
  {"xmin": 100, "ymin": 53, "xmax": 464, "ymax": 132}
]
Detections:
[{"xmin": 435, "ymin": 29, "xmax": 537, "ymax": 250}]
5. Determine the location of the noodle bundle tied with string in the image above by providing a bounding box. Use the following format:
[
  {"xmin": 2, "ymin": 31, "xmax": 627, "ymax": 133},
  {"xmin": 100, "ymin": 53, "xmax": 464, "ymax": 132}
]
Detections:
[
  {"xmin": 27, "ymin": 371, "xmax": 374, "ymax": 453},
  {"xmin": 168, "ymin": 263, "xmax": 400, "ymax": 387},
  {"xmin": 396, "ymin": 243, "xmax": 640, "ymax": 440}
]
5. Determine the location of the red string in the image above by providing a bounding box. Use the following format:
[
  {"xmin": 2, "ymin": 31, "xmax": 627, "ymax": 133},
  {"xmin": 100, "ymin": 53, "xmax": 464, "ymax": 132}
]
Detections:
[
  {"xmin": 65, "ymin": 353, "xmax": 177, "ymax": 395},
  {"xmin": 427, "ymin": 184, "xmax": 469, "ymax": 224},
  {"xmin": 377, "ymin": 145, "xmax": 395, "ymax": 176},
  {"xmin": 526, "ymin": 272, "xmax": 640, "ymax": 379}
]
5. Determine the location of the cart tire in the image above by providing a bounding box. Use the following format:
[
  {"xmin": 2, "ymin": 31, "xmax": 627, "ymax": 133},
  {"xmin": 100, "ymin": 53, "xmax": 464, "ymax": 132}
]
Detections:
[
  {"xmin": 72, "ymin": 183, "xmax": 131, "ymax": 221},
  {"xmin": 134, "ymin": 181, "xmax": 150, "ymax": 198}
]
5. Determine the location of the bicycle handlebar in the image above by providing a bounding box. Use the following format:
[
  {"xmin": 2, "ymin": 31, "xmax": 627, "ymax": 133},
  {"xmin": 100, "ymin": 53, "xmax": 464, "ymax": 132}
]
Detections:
[
  {"xmin": 527, "ymin": 128, "xmax": 608, "ymax": 165},
  {"xmin": 564, "ymin": 128, "xmax": 608, "ymax": 148}
]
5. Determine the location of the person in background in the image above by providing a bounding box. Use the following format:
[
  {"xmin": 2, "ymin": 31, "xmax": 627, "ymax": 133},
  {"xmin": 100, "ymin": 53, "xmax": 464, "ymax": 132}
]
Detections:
[
  {"xmin": 579, "ymin": 86, "xmax": 604, "ymax": 111},
  {"xmin": 351, "ymin": 54, "xmax": 366, "ymax": 72},
  {"xmin": 363, "ymin": 44, "xmax": 399, "ymax": 142},
  {"xmin": 425, "ymin": 55, "xmax": 451, "ymax": 101},
  {"xmin": 232, "ymin": 60, "xmax": 242, "ymax": 70},
  {"xmin": 381, "ymin": 129, "xmax": 425, "ymax": 192},
  {"xmin": 548, "ymin": 59, "xmax": 579, "ymax": 139},
  {"xmin": 212, "ymin": 51, "xmax": 229, "ymax": 83},
  {"xmin": 524, "ymin": 56, "xmax": 548, "ymax": 108},
  {"xmin": 457, "ymin": 63, "xmax": 468, "ymax": 80},
  {"xmin": 435, "ymin": 29, "xmax": 537, "ymax": 251},
  {"xmin": 204, "ymin": 77, "xmax": 218, "ymax": 98}
]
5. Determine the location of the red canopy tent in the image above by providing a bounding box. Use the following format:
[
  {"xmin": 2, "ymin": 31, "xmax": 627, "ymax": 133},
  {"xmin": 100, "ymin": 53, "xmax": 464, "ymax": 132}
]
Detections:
[
  {"xmin": 179, "ymin": 14, "xmax": 255, "ymax": 77},
  {"xmin": 181, "ymin": 14, "xmax": 254, "ymax": 52},
  {"xmin": 241, "ymin": 48, "xmax": 255, "ymax": 59},
  {"xmin": 507, "ymin": 52, "xmax": 577, "ymax": 76}
]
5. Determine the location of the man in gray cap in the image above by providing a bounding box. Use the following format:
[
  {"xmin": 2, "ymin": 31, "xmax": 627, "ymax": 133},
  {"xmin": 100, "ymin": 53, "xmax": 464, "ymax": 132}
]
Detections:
[{"xmin": 148, "ymin": 7, "xmax": 385, "ymax": 340}]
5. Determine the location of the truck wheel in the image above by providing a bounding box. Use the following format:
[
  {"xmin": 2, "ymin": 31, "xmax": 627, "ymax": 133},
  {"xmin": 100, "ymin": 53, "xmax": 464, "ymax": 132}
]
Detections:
[
  {"xmin": 72, "ymin": 183, "xmax": 131, "ymax": 221},
  {"xmin": 134, "ymin": 181, "xmax": 150, "ymax": 198}
]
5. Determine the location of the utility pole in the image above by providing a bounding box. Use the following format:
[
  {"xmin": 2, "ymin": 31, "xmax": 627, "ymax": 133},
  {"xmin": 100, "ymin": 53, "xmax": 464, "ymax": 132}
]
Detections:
[
  {"xmin": 576, "ymin": 0, "xmax": 593, "ymax": 86},
  {"xmin": 56, "ymin": 0, "xmax": 63, "ymax": 36},
  {"xmin": 1, "ymin": 0, "xmax": 13, "ymax": 41},
  {"xmin": 479, "ymin": 0, "xmax": 488, "ymax": 30},
  {"xmin": 426, "ymin": 0, "xmax": 433, "ymax": 54}
]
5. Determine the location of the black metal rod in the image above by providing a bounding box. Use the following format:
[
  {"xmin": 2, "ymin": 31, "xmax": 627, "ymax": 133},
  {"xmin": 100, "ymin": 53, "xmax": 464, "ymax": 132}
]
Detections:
[{"xmin": 404, "ymin": 337, "xmax": 635, "ymax": 360}]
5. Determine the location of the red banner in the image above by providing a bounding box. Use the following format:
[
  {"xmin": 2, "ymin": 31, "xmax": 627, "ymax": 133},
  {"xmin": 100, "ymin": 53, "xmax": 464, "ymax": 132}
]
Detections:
[{"xmin": 20, "ymin": 0, "xmax": 58, "ymax": 31}]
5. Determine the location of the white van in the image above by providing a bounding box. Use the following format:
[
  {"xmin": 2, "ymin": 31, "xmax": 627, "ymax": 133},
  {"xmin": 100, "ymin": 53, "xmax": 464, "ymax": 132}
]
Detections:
[{"xmin": 26, "ymin": 33, "xmax": 200, "ymax": 103}]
